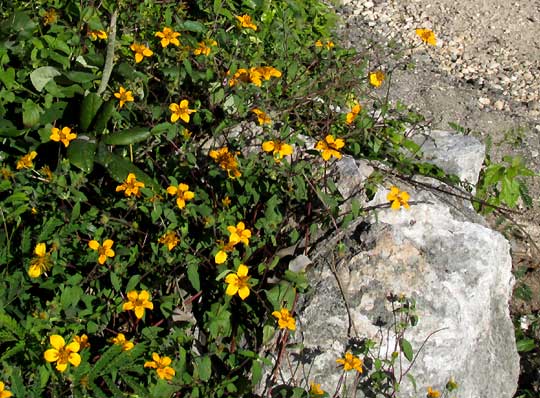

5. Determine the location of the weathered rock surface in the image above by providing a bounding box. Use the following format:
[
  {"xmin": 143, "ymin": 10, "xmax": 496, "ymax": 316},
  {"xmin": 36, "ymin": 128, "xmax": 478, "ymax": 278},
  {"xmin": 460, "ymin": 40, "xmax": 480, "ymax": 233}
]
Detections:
[{"xmin": 265, "ymin": 130, "xmax": 519, "ymax": 398}]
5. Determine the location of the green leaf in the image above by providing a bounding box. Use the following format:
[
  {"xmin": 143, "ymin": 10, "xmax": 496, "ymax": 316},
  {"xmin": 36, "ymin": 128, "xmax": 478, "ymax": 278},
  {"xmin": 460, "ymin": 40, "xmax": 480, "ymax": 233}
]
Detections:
[
  {"xmin": 181, "ymin": 20, "xmax": 205, "ymax": 33},
  {"xmin": 64, "ymin": 71, "xmax": 97, "ymax": 84},
  {"xmin": 67, "ymin": 139, "xmax": 97, "ymax": 173},
  {"xmin": 196, "ymin": 355, "xmax": 212, "ymax": 382},
  {"xmin": 92, "ymin": 101, "xmax": 115, "ymax": 134},
  {"xmin": 95, "ymin": 146, "xmax": 159, "ymax": 190},
  {"xmin": 0, "ymin": 119, "xmax": 20, "ymax": 137},
  {"xmin": 110, "ymin": 272, "xmax": 122, "ymax": 292},
  {"xmin": 126, "ymin": 275, "xmax": 141, "ymax": 292},
  {"xmin": 399, "ymin": 338, "xmax": 413, "ymax": 362},
  {"xmin": 30, "ymin": 66, "xmax": 61, "ymax": 92},
  {"xmin": 61, "ymin": 285, "xmax": 83, "ymax": 309},
  {"xmin": 79, "ymin": 93, "xmax": 103, "ymax": 131},
  {"xmin": 187, "ymin": 261, "xmax": 200, "ymax": 291},
  {"xmin": 516, "ymin": 338, "xmax": 536, "ymax": 352},
  {"xmin": 0, "ymin": 67, "xmax": 15, "ymax": 90},
  {"xmin": 103, "ymin": 127, "xmax": 152, "ymax": 145},
  {"xmin": 22, "ymin": 99, "xmax": 43, "ymax": 128},
  {"xmin": 38, "ymin": 217, "xmax": 64, "ymax": 241}
]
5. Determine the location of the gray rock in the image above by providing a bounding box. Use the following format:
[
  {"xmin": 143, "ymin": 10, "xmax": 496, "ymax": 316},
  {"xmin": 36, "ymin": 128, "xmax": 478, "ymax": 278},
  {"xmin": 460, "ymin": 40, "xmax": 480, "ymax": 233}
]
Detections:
[
  {"xmin": 411, "ymin": 129, "xmax": 485, "ymax": 186},
  {"xmin": 277, "ymin": 186, "xmax": 519, "ymax": 398}
]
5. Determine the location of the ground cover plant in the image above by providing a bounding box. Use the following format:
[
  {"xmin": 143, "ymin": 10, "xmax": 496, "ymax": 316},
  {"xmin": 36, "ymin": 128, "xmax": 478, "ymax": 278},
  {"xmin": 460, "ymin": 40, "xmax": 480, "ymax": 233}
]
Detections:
[{"xmin": 0, "ymin": 0, "xmax": 523, "ymax": 397}]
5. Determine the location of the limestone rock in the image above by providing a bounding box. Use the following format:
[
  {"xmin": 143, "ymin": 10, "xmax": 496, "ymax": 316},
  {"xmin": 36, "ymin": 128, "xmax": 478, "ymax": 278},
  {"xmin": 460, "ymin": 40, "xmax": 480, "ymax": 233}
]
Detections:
[
  {"xmin": 411, "ymin": 129, "xmax": 485, "ymax": 185},
  {"xmin": 292, "ymin": 187, "xmax": 519, "ymax": 398}
]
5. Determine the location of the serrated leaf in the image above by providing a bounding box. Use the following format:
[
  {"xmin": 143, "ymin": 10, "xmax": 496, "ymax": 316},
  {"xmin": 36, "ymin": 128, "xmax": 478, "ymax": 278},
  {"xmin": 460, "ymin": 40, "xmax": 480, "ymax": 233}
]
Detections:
[
  {"xmin": 103, "ymin": 127, "xmax": 152, "ymax": 145},
  {"xmin": 38, "ymin": 217, "xmax": 64, "ymax": 241},
  {"xmin": 30, "ymin": 66, "xmax": 61, "ymax": 92}
]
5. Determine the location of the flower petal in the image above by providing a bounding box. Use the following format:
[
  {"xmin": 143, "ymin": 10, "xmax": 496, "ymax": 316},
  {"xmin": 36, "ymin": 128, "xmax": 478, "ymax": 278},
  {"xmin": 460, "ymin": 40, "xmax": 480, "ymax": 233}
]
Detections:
[
  {"xmin": 50, "ymin": 335, "xmax": 65, "ymax": 350},
  {"xmin": 44, "ymin": 348, "xmax": 59, "ymax": 362}
]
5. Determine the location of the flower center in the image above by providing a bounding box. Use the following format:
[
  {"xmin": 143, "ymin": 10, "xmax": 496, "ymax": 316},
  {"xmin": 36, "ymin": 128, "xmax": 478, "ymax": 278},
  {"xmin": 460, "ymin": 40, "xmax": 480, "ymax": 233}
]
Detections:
[{"xmin": 58, "ymin": 347, "xmax": 70, "ymax": 364}]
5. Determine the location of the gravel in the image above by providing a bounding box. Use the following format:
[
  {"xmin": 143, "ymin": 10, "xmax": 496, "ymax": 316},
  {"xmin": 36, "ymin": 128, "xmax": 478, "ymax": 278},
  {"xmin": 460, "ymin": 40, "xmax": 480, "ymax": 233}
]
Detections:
[{"xmin": 335, "ymin": 0, "xmax": 540, "ymax": 116}]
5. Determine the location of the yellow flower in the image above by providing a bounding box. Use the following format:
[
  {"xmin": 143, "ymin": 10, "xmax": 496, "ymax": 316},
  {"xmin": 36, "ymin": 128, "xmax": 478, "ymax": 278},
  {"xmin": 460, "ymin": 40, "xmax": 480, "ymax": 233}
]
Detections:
[
  {"xmin": 114, "ymin": 86, "xmax": 134, "ymax": 108},
  {"xmin": 215, "ymin": 250, "xmax": 228, "ymax": 264},
  {"xmin": 427, "ymin": 387, "xmax": 441, "ymax": 398},
  {"xmin": 169, "ymin": 100, "xmax": 197, "ymax": 123},
  {"xmin": 415, "ymin": 28, "xmax": 437, "ymax": 46},
  {"xmin": 28, "ymin": 243, "xmax": 52, "ymax": 278},
  {"xmin": 193, "ymin": 40, "xmax": 217, "ymax": 56},
  {"xmin": 0, "ymin": 381, "xmax": 12, "ymax": 398},
  {"xmin": 247, "ymin": 67, "xmax": 263, "ymax": 86},
  {"xmin": 88, "ymin": 239, "xmax": 115, "ymax": 264},
  {"xmin": 228, "ymin": 68, "xmax": 250, "ymax": 87},
  {"xmin": 44, "ymin": 335, "xmax": 81, "ymax": 372},
  {"xmin": 310, "ymin": 382, "xmax": 324, "ymax": 396},
  {"xmin": 16, "ymin": 151, "xmax": 37, "ymax": 170},
  {"xmin": 272, "ymin": 308, "xmax": 296, "ymax": 331},
  {"xmin": 346, "ymin": 103, "xmax": 361, "ymax": 124},
  {"xmin": 0, "ymin": 166, "xmax": 13, "ymax": 180},
  {"xmin": 336, "ymin": 352, "xmax": 363, "ymax": 373},
  {"xmin": 209, "ymin": 147, "xmax": 241, "ymax": 178},
  {"xmin": 43, "ymin": 9, "xmax": 57, "ymax": 25},
  {"xmin": 227, "ymin": 221, "xmax": 251, "ymax": 246},
  {"xmin": 252, "ymin": 108, "xmax": 272, "ymax": 125},
  {"xmin": 144, "ymin": 352, "xmax": 175, "ymax": 380},
  {"xmin": 315, "ymin": 40, "xmax": 334, "ymax": 49},
  {"xmin": 73, "ymin": 334, "xmax": 90, "ymax": 349},
  {"xmin": 89, "ymin": 30, "xmax": 107, "ymax": 41},
  {"xmin": 155, "ymin": 27, "xmax": 181, "ymax": 48},
  {"xmin": 315, "ymin": 134, "xmax": 345, "ymax": 161},
  {"xmin": 40, "ymin": 165, "xmax": 54, "ymax": 181},
  {"xmin": 222, "ymin": 196, "xmax": 231, "ymax": 207},
  {"xmin": 122, "ymin": 290, "xmax": 154, "ymax": 319},
  {"xmin": 236, "ymin": 14, "xmax": 257, "ymax": 31},
  {"xmin": 386, "ymin": 186, "xmax": 410, "ymax": 210},
  {"xmin": 256, "ymin": 66, "xmax": 282, "ymax": 81},
  {"xmin": 111, "ymin": 333, "xmax": 134, "ymax": 351},
  {"xmin": 225, "ymin": 264, "xmax": 252, "ymax": 300},
  {"xmin": 215, "ymin": 241, "xmax": 235, "ymax": 264},
  {"xmin": 159, "ymin": 231, "xmax": 180, "ymax": 251},
  {"xmin": 262, "ymin": 140, "xmax": 293, "ymax": 162},
  {"xmin": 130, "ymin": 43, "xmax": 153, "ymax": 63},
  {"xmin": 166, "ymin": 183, "xmax": 195, "ymax": 209},
  {"xmin": 369, "ymin": 70, "xmax": 385, "ymax": 88},
  {"xmin": 116, "ymin": 173, "xmax": 145, "ymax": 197},
  {"xmin": 50, "ymin": 126, "xmax": 77, "ymax": 147}
]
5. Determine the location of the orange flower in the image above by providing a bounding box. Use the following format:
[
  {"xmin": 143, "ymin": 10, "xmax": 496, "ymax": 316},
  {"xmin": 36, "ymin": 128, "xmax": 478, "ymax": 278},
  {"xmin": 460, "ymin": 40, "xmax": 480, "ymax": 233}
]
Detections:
[
  {"xmin": 155, "ymin": 27, "xmax": 181, "ymax": 47},
  {"xmin": 369, "ymin": 70, "xmax": 385, "ymax": 88},
  {"xmin": 315, "ymin": 135, "xmax": 345, "ymax": 161},
  {"xmin": 272, "ymin": 308, "xmax": 296, "ymax": 331},
  {"xmin": 88, "ymin": 239, "xmax": 115, "ymax": 264},
  {"xmin": 415, "ymin": 28, "xmax": 436, "ymax": 46},
  {"xmin": 336, "ymin": 352, "xmax": 363, "ymax": 373},
  {"xmin": 50, "ymin": 126, "xmax": 77, "ymax": 147},
  {"xmin": 130, "ymin": 43, "xmax": 153, "ymax": 63},
  {"xmin": 122, "ymin": 290, "xmax": 153, "ymax": 319},
  {"xmin": 236, "ymin": 14, "xmax": 257, "ymax": 31}
]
